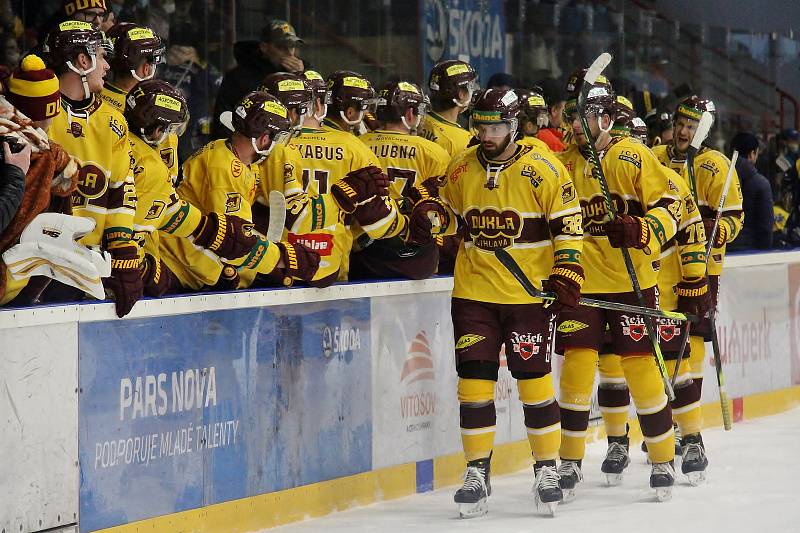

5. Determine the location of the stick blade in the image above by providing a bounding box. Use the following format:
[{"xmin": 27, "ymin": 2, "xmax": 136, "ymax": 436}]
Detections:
[
  {"xmin": 266, "ymin": 190, "xmax": 287, "ymax": 242},
  {"xmin": 585, "ymin": 52, "xmax": 612, "ymax": 85},
  {"xmin": 690, "ymin": 111, "xmax": 714, "ymax": 150}
]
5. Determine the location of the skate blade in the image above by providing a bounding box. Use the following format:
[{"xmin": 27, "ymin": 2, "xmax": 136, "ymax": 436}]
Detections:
[
  {"xmin": 561, "ymin": 488, "xmax": 577, "ymax": 503},
  {"xmin": 686, "ymin": 471, "xmax": 707, "ymax": 486},
  {"xmin": 654, "ymin": 487, "xmax": 673, "ymax": 502},
  {"xmin": 604, "ymin": 473, "xmax": 624, "ymax": 486},
  {"xmin": 541, "ymin": 501, "xmax": 559, "ymax": 517},
  {"xmin": 458, "ymin": 498, "xmax": 488, "ymax": 518}
]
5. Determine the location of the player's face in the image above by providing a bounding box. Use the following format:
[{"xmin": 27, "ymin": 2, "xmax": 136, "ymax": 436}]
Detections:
[
  {"xmin": 673, "ymin": 116, "xmax": 697, "ymax": 153},
  {"xmin": 86, "ymin": 48, "xmax": 110, "ymax": 94},
  {"xmin": 476, "ymin": 122, "xmax": 511, "ymax": 158}
]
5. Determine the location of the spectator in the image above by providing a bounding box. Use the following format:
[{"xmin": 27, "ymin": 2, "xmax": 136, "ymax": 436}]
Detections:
[
  {"xmin": 728, "ymin": 132, "xmax": 773, "ymax": 251},
  {"xmin": 0, "ymin": 31, "xmax": 19, "ymax": 73},
  {"xmin": 160, "ymin": 23, "xmax": 221, "ymax": 163},
  {"xmin": 212, "ymin": 19, "xmax": 306, "ymax": 139},
  {"xmin": 63, "ymin": 0, "xmax": 115, "ymax": 32}
]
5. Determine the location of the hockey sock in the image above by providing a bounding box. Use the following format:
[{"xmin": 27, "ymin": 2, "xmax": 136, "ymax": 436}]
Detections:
[
  {"xmin": 621, "ymin": 355, "xmax": 674, "ymax": 464},
  {"xmin": 598, "ymin": 353, "xmax": 630, "ymax": 438},
  {"xmin": 559, "ymin": 348, "xmax": 598, "ymax": 461},
  {"xmin": 458, "ymin": 378, "xmax": 496, "ymax": 461},
  {"xmin": 518, "ymin": 374, "xmax": 561, "ymax": 462},
  {"xmin": 666, "ymin": 359, "xmax": 703, "ymax": 436},
  {"xmin": 689, "ymin": 336, "xmax": 705, "ymax": 394}
]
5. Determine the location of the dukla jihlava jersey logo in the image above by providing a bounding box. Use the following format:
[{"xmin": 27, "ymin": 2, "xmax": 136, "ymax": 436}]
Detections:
[{"xmin": 464, "ymin": 207, "xmax": 522, "ymax": 251}]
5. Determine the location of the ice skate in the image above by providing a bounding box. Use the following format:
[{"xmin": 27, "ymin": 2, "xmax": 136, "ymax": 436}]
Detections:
[
  {"xmin": 650, "ymin": 461, "xmax": 676, "ymax": 502},
  {"xmin": 681, "ymin": 433, "xmax": 708, "ymax": 486},
  {"xmin": 454, "ymin": 456, "xmax": 491, "ymax": 518},
  {"xmin": 601, "ymin": 435, "xmax": 630, "ymax": 486},
  {"xmin": 556, "ymin": 459, "xmax": 582, "ymax": 502},
  {"xmin": 533, "ymin": 462, "xmax": 562, "ymax": 516}
]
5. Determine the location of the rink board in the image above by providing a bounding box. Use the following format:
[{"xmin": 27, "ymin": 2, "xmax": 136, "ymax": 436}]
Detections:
[{"xmin": 2, "ymin": 253, "xmax": 800, "ymax": 532}]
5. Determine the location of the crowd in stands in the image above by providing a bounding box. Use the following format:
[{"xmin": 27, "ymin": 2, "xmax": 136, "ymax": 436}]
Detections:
[{"xmin": 0, "ymin": 0, "xmax": 791, "ymax": 318}]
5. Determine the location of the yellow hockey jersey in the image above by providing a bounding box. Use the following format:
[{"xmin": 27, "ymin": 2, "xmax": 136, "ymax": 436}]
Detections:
[
  {"xmin": 518, "ymin": 135, "xmax": 552, "ymax": 153},
  {"xmin": 100, "ymin": 81, "xmax": 180, "ymax": 184},
  {"xmin": 418, "ymin": 111, "xmax": 472, "ymax": 158},
  {"xmin": 129, "ymin": 133, "xmax": 203, "ymax": 262},
  {"xmin": 651, "ymin": 144, "xmax": 743, "ymax": 276},
  {"xmin": 48, "ymin": 96, "xmax": 137, "ymax": 250},
  {"xmin": 256, "ymin": 141, "xmax": 347, "ymax": 283},
  {"xmin": 159, "ymin": 139, "xmax": 282, "ymax": 289},
  {"xmin": 556, "ymin": 136, "xmax": 681, "ymax": 294},
  {"xmin": 359, "ymin": 129, "xmax": 450, "ymax": 201},
  {"xmin": 437, "ymin": 144, "xmax": 583, "ymax": 304}
]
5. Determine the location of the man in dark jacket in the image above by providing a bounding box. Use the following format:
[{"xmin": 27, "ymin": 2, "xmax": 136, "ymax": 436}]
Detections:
[
  {"xmin": 211, "ymin": 20, "xmax": 306, "ymax": 139},
  {"xmin": 0, "ymin": 140, "xmax": 32, "ymax": 234},
  {"xmin": 728, "ymin": 132, "xmax": 773, "ymax": 251}
]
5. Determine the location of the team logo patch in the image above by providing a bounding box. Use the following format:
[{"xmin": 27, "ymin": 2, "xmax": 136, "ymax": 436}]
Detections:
[
  {"xmin": 225, "ymin": 192, "xmax": 242, "ymax": 213},
  {"xmin": 76, "ymin": 164, "xmax": 109, "ymax": 200},
  {"xmin": 455, "ymin": 334, "xmax": 485, "ymax": 350},
  {"xmin": 521, "ymin": 164, "xmax": 541, "ymax": 188},
  {"xmin": 464, "ymin": 206, "xmax": 522, "ymax": 251},
  {"xmin": 69, "ymin": 121, "xmax": 83, "ymax": 138},
  {"xmin": 561, "ymin": 182, "xmax": 576, "ymax": 204},
  {"xmin": 621, "ymin": 316, "xmax": 647, "ymax": 342},
  {"xmin": 557, "ymin": 320, "xmax": 589, "ymax": 334},
  {"xmin": 658, "ymin": 323, "xmax": 679, "ymax": 342},
  {"xmin": 160, "ymin": 148, "xmax": 175, "ymax": 169},
  {"xmin": 145, "ymin": 200, "xmax": 165, "ymax": 220},
  {"xmin": 283, "ymin": 163, "xmax": 295, "ymax": 183},
  {"xmin": 231, "ymin": 159, "xmax": 244, "ymax": 178},
  {"xmin": 509, "ymin": 331, "xmax": 542, "ymax": 361}
]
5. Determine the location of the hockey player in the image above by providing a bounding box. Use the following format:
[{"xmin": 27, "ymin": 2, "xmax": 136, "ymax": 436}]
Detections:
[
  {"xmin": 44, "ymin": 20, "xmax": 141, "ymax": 317},
  {"xmin": 100, "ymin": 23, "xmax": 181, "ymax": 185},
  {"xmin": 409, "ymin": 89, "xmax": 584, "ymax": 517},
  {"xmin": 357, "ymin": 80, "xmax": 451, "ymax": 279},
  {"xmin": 254, "ymin": 71, "xmax": 351, "ymax": 286},
  {"xmin": 514, "ymin": 88, "xmax": 552, "ymax": 153},
  {"xmin": 418, "ymin": 59, "xmax": 476, "ymax": 158},
  {"xmin": 594, "ymin": 95, "xmax": 711, "ymax": 485},
  {"xmin": 124, "ymin": 79, "xmax": 257, "ymax": 296},
  {"xmin": 651, "ymin": 95, "xmax": 743, "ymax": 477},
  {"xmin": 555, "ymin": 70, "xmax": 680, "ymax": 500},
  {"xmin": 292, "ymin": 70, "xmax": 401, "ymax": 279},
  {"xmin": 158, "ymin": 91, "xmax": 320, "ymax": 291}
]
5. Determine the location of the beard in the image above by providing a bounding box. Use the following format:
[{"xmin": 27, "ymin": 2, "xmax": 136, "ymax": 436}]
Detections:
[{"xmin": 481, "ymin": 134, "xmax": 512, "ymax": 159}]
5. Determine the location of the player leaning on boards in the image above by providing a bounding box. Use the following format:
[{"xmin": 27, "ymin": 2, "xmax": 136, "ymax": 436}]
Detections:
[
  {"xmin": 357, "ymin": 80, "xmax": 451, "ymax": 280},
  {"xmin": 410, "ymin": 89, "xmax": 584, "ymax": 517},
  {"xmin": 554, "ymin": 68, "xmax": 680, "ymax": 500},
  {"xmin": 42, "ymin": 20, "xmax": 141, "ymax": 317},
  {"xmin": 100, "ymin": 22, "xmax": 181, "ymax": 185},
  {"xmin": 158, "ymin": 91, "xmax": 319, "ymax": 292},
  {"xmin": 594, "ymin": 95, "xmax": 712, "ymax": 486},
  {"xmin": 124, "ymin": 79, "xmax": 258, "ymax": 297}
]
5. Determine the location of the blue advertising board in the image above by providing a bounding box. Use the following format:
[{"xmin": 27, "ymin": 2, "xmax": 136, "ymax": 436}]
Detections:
[
  {"xmin": 421, "ymin": 0, "xmax": 506, "ymax": 85},
  {"xmin": 78, "ymin": 299, "xmax": 371, "ymax": 532}
]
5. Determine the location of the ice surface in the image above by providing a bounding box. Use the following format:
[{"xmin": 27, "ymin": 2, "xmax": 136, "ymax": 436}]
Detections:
[{"xmin": 269, "ymin": 408, "xmax": 800, "ymax": 533}]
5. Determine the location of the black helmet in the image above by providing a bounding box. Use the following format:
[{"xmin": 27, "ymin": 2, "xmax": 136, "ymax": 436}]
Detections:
[
  {"xmin": 428, "ymin": 59, "xmax": 478, "ymax": 109},
  {"xmin": 375, "ymin": 80, "xmax": 426, "ymax": 128},
  {"xmin": 125, "ymin": 79, "xmax": 188, "ymax": 146}
]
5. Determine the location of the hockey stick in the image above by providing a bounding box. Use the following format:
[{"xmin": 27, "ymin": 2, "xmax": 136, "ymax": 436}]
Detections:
[
  {"xmin": 495, "ymin": 249, "xmax": 695, "ymax": 322},
  {"xmin": 577, "ymin": 53, "xmax": 675, "ymax": 400},
  {"xmin": 670, "ymin": 111, "xmax": 714, "ymax": 387},
  {"xmin": 704, "ymin": 150, "xmax": 738, "ymax": 431},
  {"xmin": 266, "ymin": 190, "xmax": 287, "ymax": 242}
]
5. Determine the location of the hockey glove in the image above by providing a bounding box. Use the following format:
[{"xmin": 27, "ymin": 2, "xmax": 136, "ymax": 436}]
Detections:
[
  {"xmin": 408, "ymin": 198, "xmax": 449, "ymax": 245},
  {"xmin": 193, "ymin": 212, "xmax": 258, "ymax": 260},
  {"xmin": 209, "ymin": 264, "xmax": 240, "ymax": 291},
  {"xmin": 541, "ymin": 263, "xmax": 584, "ymax": 314},
  {"xmin": 275, "ymin": 241, "xmax": 321, "ymax": 285},
  {"xmin": 703, "ymin": 218, "xmax": 728, "ymax": 248},
  {"xmin": 103, "ymin": 244, "xmax": 143, "ymax": 318},
  {"xmin": 675, "ymin": 277, "xmax": 712, "ymax": 318},
  {"xmin": 331, "ymin": 165, "xmax": 390, "ymax": 214},
  {"xmin": 141, "ymin": 253, "xmax": 175, "ymax": 297},
  {"xmin": 406, "ymin": 176, "xmax": 444, "ymax": 207},
  {"xmin": 604, "ymin": 214, "xmax": 651, "ymax": 249}
]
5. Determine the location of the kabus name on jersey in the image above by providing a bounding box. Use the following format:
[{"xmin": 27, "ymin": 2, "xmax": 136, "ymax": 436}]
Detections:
[{"xmin": 295, "ymin": 144, "xmax": 344, "ymax": 161}]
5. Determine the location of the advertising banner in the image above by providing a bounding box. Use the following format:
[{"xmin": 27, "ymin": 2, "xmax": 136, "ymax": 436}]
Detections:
[
  {"xmin": 422, "ymin": 0, "xmax": 505, "ymax": 85},
  {"xmin": 78, "ymin": 300, "xmax": 371, "ymax": 532}
]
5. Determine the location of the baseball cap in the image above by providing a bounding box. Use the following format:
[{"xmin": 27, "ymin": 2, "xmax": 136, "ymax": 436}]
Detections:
[{"xmin": 261, "ymin": 20, "xmax": 304, "ymax": 46}]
